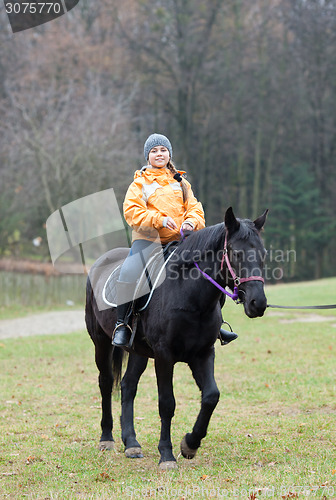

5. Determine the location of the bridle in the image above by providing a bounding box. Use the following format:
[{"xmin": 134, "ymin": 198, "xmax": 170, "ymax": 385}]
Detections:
[{"xmin": 193, "ymin": 231, "xmax": 264, "ymax": 302}]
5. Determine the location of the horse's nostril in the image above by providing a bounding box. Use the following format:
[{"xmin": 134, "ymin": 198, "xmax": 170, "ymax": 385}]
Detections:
[{"xmin": 249, "ymin": 298, "xmax": 266, "ymax": 315}]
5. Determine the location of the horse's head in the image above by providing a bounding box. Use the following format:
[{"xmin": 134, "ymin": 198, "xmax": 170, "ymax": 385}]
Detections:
[{"xmin": 224, "ymin": 207, "xmax": 268, "ymax": 318}]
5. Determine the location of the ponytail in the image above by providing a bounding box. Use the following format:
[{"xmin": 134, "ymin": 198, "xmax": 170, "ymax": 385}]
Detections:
[{"xmin": 167, "ymin": 160, "xmax": 188, "ymax": 204}]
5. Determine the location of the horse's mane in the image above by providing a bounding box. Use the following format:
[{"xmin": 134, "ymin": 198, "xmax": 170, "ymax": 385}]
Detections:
[{"xmin": 172, "ymin": 219, "xmax": 260, "ymax": 264}]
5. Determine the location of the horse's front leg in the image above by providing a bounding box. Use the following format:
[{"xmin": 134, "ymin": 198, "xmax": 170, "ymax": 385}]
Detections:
[
  {"xmin": 181, "ymin": 348, "xmax": 220, "ymax": 459},
  {"xmin": 121, "ymin": 352, "xmax": 148, "ymax": 458},
  {"xmin": 154, "ymin": 358, "xmax": 177, "ymax": 470}
]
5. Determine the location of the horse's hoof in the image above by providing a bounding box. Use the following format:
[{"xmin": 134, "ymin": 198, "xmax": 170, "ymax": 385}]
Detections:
[
  {"xmin": 99, "ymin": 440, "xmax": 114, "ymax": 451},
  {"xmin": 125, "ymin": 447, "xmax": 143, "ymax": 458},
  {"xmin": 159, "ymin": 460, "xmax": 178, "ymax": 471},
  {"xmin": 180, "ymin": 435, "xmax": 197, "ymax": 459}
]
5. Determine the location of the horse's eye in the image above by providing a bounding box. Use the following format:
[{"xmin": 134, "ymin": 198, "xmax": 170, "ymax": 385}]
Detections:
[{"xmin": 233, "ymin": 250, "xmax": 244, "ymax": 261}]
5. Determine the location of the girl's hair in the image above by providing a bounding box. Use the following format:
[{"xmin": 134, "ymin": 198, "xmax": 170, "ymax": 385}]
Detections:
[{"xmin": 166, "ymin": 160, "xmax": 188, "ymax": 203}]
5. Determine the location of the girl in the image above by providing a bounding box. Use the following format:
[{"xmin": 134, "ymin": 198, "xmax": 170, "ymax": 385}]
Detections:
[{"xmin": 112, "ymin": 133, "xmax": 237, "ymax": 347}]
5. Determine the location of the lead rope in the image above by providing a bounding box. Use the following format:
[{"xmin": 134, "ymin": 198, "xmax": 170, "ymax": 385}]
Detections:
[{"xmin": 267, "ymin": 303, "xmax": 336, "ymax": 310}]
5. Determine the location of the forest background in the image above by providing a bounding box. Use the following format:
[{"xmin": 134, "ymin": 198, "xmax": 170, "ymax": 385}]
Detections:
[{"xmin": 0, "ymin": 0, "xmax": 335, "ymax": 282}]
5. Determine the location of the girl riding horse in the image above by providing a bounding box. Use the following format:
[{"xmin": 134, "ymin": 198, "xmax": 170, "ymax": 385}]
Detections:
[{"xmin": 112, "ymin": 133, "xmax": 237, "ymax": 347}]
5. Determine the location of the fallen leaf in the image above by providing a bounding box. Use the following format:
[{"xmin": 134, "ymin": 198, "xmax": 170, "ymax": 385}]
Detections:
[
  {"xmin": 96, "ymin": 471, "xmax": 114, "ymax": 482},
  {"xmin": 332, "ymin": 469, "xmax": 336, "ymax": 475}
]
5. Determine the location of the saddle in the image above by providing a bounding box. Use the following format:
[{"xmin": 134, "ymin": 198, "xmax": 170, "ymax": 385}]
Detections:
[{"xmin": 101, "ymin": 241, "xmax": 178, "ymax": 313}]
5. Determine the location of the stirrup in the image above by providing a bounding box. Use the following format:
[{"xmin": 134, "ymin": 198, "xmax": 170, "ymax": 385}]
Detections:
[
  {"xmin": 112, "ymin": 322, "xmax": 133, "ymax": 347},
  {"xmin": 218, "ymin": 321, "xmax": 238, "ymax": 346}
]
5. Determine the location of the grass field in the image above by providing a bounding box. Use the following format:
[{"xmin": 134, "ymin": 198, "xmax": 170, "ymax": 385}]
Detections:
[{"xmin": 0, "ymin": 278, "xmax": 336, "ymax": 499}]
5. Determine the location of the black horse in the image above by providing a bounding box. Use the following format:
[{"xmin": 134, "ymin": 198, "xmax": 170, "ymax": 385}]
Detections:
[{"xmin": 85, "ymin": 207, "xmax": 268, "ymax": 469}]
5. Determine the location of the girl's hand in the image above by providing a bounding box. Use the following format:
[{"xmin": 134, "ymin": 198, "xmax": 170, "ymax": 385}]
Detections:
[
  {"xmin": 181, "ymin": 222, "xmax": 194, "ymax": 232},
  {"xmin": 164, "ymin": 217, "xmax": 178, "ymax": 231}
]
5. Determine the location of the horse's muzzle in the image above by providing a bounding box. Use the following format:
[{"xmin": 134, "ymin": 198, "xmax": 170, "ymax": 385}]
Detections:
[{"xmin": 244, "ymin": 290, "xmax": 267, "ymax": 318}]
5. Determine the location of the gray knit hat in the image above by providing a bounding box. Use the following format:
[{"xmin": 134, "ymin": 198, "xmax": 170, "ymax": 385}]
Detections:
[{"xmin": 144, "ymin": 133, "xmax": 173, "ymax": 160}]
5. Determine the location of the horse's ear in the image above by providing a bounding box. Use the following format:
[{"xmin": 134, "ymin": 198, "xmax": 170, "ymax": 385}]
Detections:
[
  {"xmin": 225, "ymin": 207, "xmax": 240, "ymax": 236},
  {"xmin": 254, "ymin": 209, "xmax": 269, "ymax": 232}
]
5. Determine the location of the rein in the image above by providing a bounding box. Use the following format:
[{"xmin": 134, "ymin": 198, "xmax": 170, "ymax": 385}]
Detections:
[{"xmin": 181, "ymin": 229, "xmax": 264, "ymax": 302}]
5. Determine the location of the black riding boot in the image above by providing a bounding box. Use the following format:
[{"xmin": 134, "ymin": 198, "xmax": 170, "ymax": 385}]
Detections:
[
  {"xmin": 219, "ymin": 328, "xmax": 238, "ymax": 346},
  {"xmin": 112, "ymin": 281, "xmax": 134, "ymax": 347}
]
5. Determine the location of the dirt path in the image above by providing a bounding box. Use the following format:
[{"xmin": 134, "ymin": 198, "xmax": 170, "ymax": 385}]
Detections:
[
  {"xmin": 0, "ymin": 310, "xmax": 86, "ymax": 340},
  {"xmin": 2, "ymin": 309, "xmax": 335, "ymax": 341}
]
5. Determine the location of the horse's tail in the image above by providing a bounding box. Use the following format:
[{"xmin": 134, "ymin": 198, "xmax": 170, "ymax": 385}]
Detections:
[
  {"xmin": 85, "ymin": 273, "xmax": 126, "ymax": 391},
  {"xmin": 112, "ymin": 347, "xmax": 126, "ymax": 390}
]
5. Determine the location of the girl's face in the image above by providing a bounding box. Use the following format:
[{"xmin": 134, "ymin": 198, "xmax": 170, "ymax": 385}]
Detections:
[{"xmin": 148, "ymin": 146, "xmax": 170, "ymax": 169}]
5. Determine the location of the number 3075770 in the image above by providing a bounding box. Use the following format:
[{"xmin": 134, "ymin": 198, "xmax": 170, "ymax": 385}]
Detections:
[{"xmin": 5, "ymin": 3, "xmax": 62, "ymax": 14}]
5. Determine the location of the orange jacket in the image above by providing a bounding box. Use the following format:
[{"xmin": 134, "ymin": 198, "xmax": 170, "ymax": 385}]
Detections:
[{"xmin": 123, "ymin": 167, "xmax": 205, "ymax": 244}]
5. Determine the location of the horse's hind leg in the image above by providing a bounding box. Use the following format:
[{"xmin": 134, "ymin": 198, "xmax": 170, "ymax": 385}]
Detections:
[
  {"xmin": 181, "ymin": 349, "xmax": 220, "ymax": 459},
  {"xmin": 94, "ymin": 333, "xmax": 115, "ymax": 450},
  {"xmin": 121, "ymin": 352, "xmax": 148, "ymax": 458}
]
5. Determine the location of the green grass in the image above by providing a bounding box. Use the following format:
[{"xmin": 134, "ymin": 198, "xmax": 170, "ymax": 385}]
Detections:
[{"xmin": 0, "ymin": 278, "xmax": 336, "ymax": 499}]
